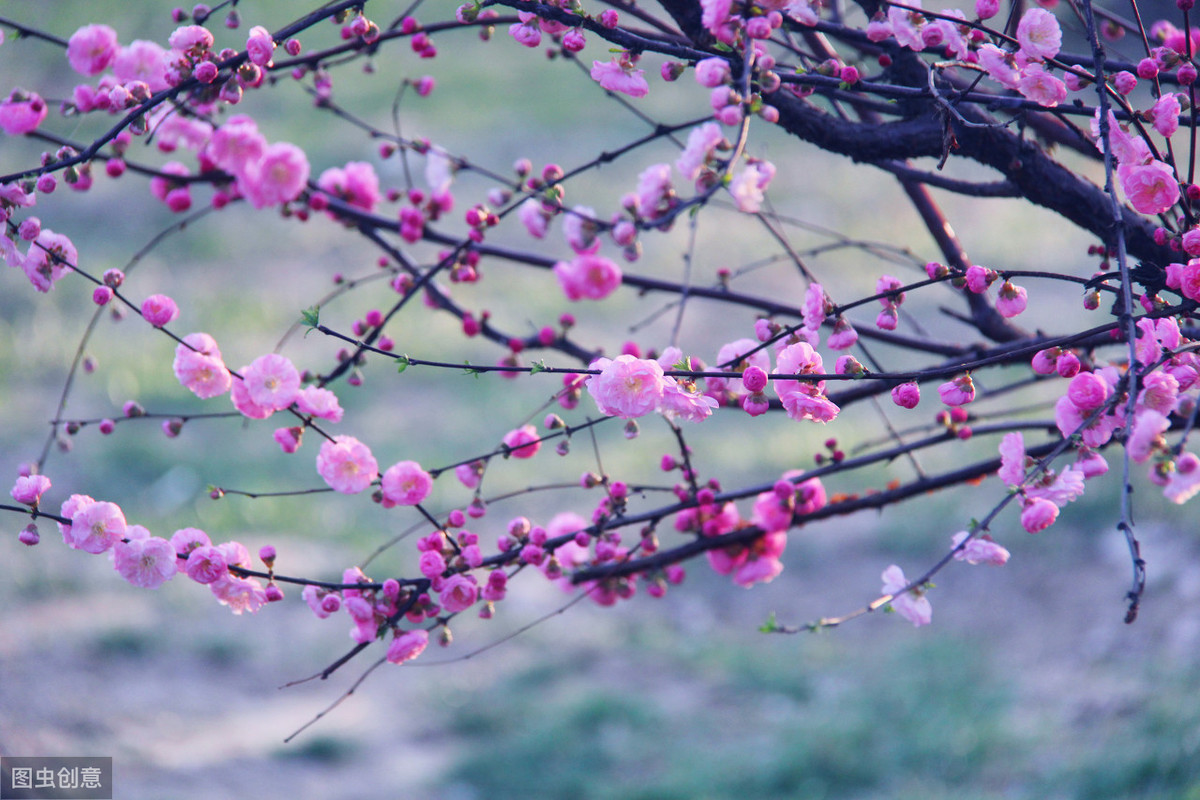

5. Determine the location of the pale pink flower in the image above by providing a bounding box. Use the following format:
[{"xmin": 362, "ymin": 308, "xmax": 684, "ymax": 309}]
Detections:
[
  {"xmin": 1138, "ymin": 370, "xmax": 1179, "ymax": 414},
  {"xmin": 786, "ymin": 0, "xmax": 820, "ymax": 26},
  {"xmin": 173, "ymin": 333, "xmax": 232, "ymax": 399},
  {"xmin": 586, "ymin": 355, "xmax": 667, "ymax": 419},
  {"xmin": 951, "ymin": 531, "xmax": 1010, "ymax": 566},
  {"xmin": 151, "ymin": 110, "xmax": 212, "ymax": 153},
  {"xmin": 978, "ymin": 45, "xmax": 1022, "ymax": 90},
  {"xmin": 635, "ymin": 163, "xmax": 673, "ymax": 219},
  {"xmin": 210, "ymin": 573, "xmax": 267, "ymax": 614},
  {"xmin": 881, "ymin": 564, "xmax": 932, "ymax": 626},
  {"xmin": 244, "ymin": 353, "xmax": 301, "ymax": 411},
  {"xmin": 888, "ymin": 5, "xmax": 926, "ymax": 50},
  {"xmin": 455, "ymin": 461, "xmax": 483, "ymax": 489},
  {"xmin": 965, "ymin": 265, "xmax": 993, "ymax": 293},
  {"xmin": 938, "ymin": 374, "xmax": 975, "ymax": 406},
  {"xmin": 590, "ymin": 58, "xmax": 649, "ymax": 98},
  {"xmin": 659, "ymin": 379, "xmax": 718, "ymax": 422},
  {"xmin": 865, "ymin": 18, "xmax": 893, "ymax": 42},
  {"xmin": 701, "ymin": 0, "xmax": 733, "ymax": 36},
  {"xmin": 141, "ymin": 294, "xmax": 179, "ymax": 327},
  {"xmin": 1018, "ymin": 63, "xmax": 1067, "ymax": 107},
  {"xmin": 11, "ymin": 474, "xmax": 51, "ymax": 506},
  {"xmin": 553, "ymin": 254, "xmax": 623, "ymax": 300},
  {"xmin": 518, "ymin": 198, "xmax": 551, "ymax": 238},
  {"xmin": 273, "ymin": 426, "xmax": 302, "ymax": 453},
  {"xmin": 676, "ymin": 122, "xmax": 725, "ymax": 183},
  {"xmin": 1067, "ymin": 371, "xmax": 1110, "ymax": 411},
  {"xmin": 296, "ymin": 386, "xmax": 344, "ymax": 422},
  {"xmin": 168, "ymin": 25, "xmax": 214, "ymax": 53},
  {"xmin": 0, "ymin": 91, "xmax": 48, "ymax": 136},
  {"xmin": 439, "ymin": 574, "xmax": 478, "ymax": 612},
  {"xmin": 562, "ymin": 205, "xmax": 601, "ymax": 254},
  {"xmin": 1178, "ymin": 260, "xmax": 1200, "ymax": 301},
  {"xmin": 1150, "ymin": 93, "xmax": 1182, "ymax": 138},
  {"xmin": 184, "ymin": 544, "xmax": 228, "ymax": 584},
  {"xmin": 509, "ymin": 14, "xmax": 542, "ymax": 48},
  {"xmin": 316, "ymin": 435, "xmax": 379, "ymax": 494},
  {"xmin": 503, "ymin": 424, "xmax": 541, "ymax": 459},
  {"xmin": 1163, "ymin": 452, "xmax": 1200, "ymax": 503},
  {"xmin": 113, "ymin": 535, "xmax": 177, "ymax": 589},
  {"xmin": 209, "ymin": 115, "xmax": 266, "ymax": 175},
  {"xmin": 302, "ymin": 585, "xmax": 340, "ymax": 618},
  {"xmin": 729, "ymin": 161, "xmax": 775, "ymax": 213},
  {"xmin": 22, "ymin": 229, "xmax": 76, "ymax": 292},
  {"xmin": 976, "ymin": 0, "xmax": 1000, "ymax": 20},
  {"xmin": 1027, "ymin": 466, "xmax": 1086, "ymax": 506},
  {"xmin": 68, "ymin": 500, "xmax": 126, "ymax": 554},
  {"xmin": 239, "ymin": 142, "xmax": 310, "ymax": 209},
  {"xmin": 695, "ymin": 58, "xmax": 731, "ymax": 88},
  {"xmin": 170, "ymin": 527, "xmax": 210, "ymax": 567},
  {"xmin": 1054, "ymin": 395, "xmax": 1119, "ymax": 448},
  {"xmin": 826, "ymin": 317, "xmax": 858, "ymax": 350},
  {"xmin": 67, "ymin": 24, "xmax": 119, "ymax": 76},
  {"xmin": 317, "ymin": 161, "xmax": 380, "ymax": 212},
  {"xmin": 230, "ymin": 372, "xmax": 274, "ymax": 420},
  {"xmin": 58, "ymin": 494, "xmax": 95, "ymax": 544},
  {"xmin": 246, "ymin": 25, "xmax": 275, "ymax": 67},
  {"xmin": 802, "ymin": 282, "xmax": 827, "ymax": 336},
  {"xmin": 1020, "ymin": 496, "xmax": 1059, "ymax": 532},
  {"xmin": 781, "ymin": 390, "xmax": 840, "ymax": 422},
  {"xmin": 1091, "ymin": 110, "xmax": 1151, "ymax": 165},
  {"xmin": 1016, "ymin": 7, "xmax": 1062, "ymax": 61},
  {"xmin": 1119, "ymin": 160, "xmax": 1180, "ymax": 215},
  {"xmin": 733, "ymin": 555, "xmax": 784, "ymax": 587},
  {"xmin": 386, "ymin": 629, "xmax": 429, "ymax": 664},
  {"xmin": 1074, "ymin": 449, "xmax": 1109, "ymax": 479},
  {"xmin": 1127, "ymin": 409, "xmax": 1169, "ymax": 463},
  {"xmin": 998, "ymin": 432, "xmax": 1026, "ymax": 486},
  {"xmin": 112, "ymin": 40, "xmax": 170, "ymax": 91}
]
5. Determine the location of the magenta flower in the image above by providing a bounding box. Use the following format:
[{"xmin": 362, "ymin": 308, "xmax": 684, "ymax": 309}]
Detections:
[
  {"xmin": 244, "ymin": 353, "xmax": 301, "ymax": 411},
  {"xmin": 586, "ymin": 355, "xmax": 667, "ymax": 419},
  {"xmin": 503, "ymin": 425, "xmax": 542, "ymax": 459},
  {"xmin": 0, "ymin": 90, "xmax": 48, "ymax": 136},
  {"xmin": 317, "ymin": 161, "xmax": 381, "ymax": 213},
  {"xmin": 141, "ymin": 294, "xmax": 179, "ymax": 327},
  {"xmin": 113, "ymin": 40, "xmax": 169, "ymax": 91},
  {"xmin": 386, "ymin": 629, "xmax": 429, "ymax": 664},
  {"xmin": 210, "ymin": 574, "xmax": 267, "ymax": 614},
  {"xmin": 891, "ymin": 382, "xmax": 920, "ymax": 409},
  {"xmin": 239, "ymin": 142, "xmax": 310, "ymax": 209},
  {"xmin": 209, "ymin": 115, "xmax": 266, "ymax": 175},
  {"xmin": 1020, "ymin": 496, "xmax": 1059, "ymax": 533},
  {"xmin": 881, "ymin": 564, "xmax": 932, "ymax": 626},
  {"xmin": 113, "ymin": 535, "xmax": 178, "ymax": 589},
  {"xmin": 184, "ymin": 544, "xmax": 228, "ymax": 584},
  {"xmin": 553, "ymin": 254, "xmax": 623, "ymax": 301},
  {"xmin": 590, "ymin": 57, "xmax": 649, "ymax": 98},
  {"xmin": 380, "ymin": 460, "xmax": 433, "ymax": 507},
  {"xmin": 67, "ymin": 24, "xmax": 119, "ymax": 76},
  {"xmin": 246, "ymin": 25, "xmax": 275, "ymax": 66},
  {"xmin": 694, "ymin": 57, "xmax": 730, "ymax": 88},
  {"xmin": 996, "ymin": 280, "xmax": 1028, "ymax": 318},
  {"xmin": 439, "ymin": 574, "xmax": 478, "ymax": 613},
  {"xmin": 937, "ymin": 374, "xmax": 975, "ymax": 406},
  {"xmin": 11, "ymin": 474, "xmax": 51, "ymax": 506},
  {"xmin": 316, "ymin": 435, "xmax": 379, "ymax": 494}
]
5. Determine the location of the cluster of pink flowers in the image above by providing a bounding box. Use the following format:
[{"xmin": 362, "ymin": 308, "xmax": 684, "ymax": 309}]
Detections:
[{"xmin": 586, "ymin": 352, "xmax": 718, "ymax": 424}]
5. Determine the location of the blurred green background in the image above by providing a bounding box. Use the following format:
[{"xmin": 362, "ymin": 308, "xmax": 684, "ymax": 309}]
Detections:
[{"xmin": 1, "ymin": 1, "xmax": 1199, "ymax": 798}]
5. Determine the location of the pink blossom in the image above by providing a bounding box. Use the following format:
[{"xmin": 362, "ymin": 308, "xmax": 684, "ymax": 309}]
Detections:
[
  {"xmin": 659, "ymin": 379, "xmax": 718, "ymax": 422},
  {"xmin": 503, "ymin": 424, "xmax": 542, "ymax": 458},
  {"xmin": 112, "ymin": 40, "xmax": 170, "ymax": 91},
  {"xmin": 240, "ymin": 142, "xmax": 310, "ymax": 209},
  {"xmin": 302, "ymin": 585, "xmax": 340, "ymax": 618},
  {"xmin": 891, "ymin": 382, "xmax": 920, "ymax": 409},
  {"xmin": 455, "ymin": 461, "xmax": 483, "ymax": 489},
  {"xmin": 729, "ymin": 161, "xmax": 775, "ymax": 213},
  {"xmin": 184, "ymin": 544, "xmax": 228, "ymax": 584},
  {"xmin": 881, "ymin": 564, "xmax": 932, "ymax": 626},
  {"xmin": 937, "ymin": 374, "xmax": 975, "ymax": 406},
  {"xmin": 210, "ymin": 574, "xmax": 267, "ymax": 614},
  {"xmin": 1119, "ymin": 160, "xmax": 1180, "ymax": 215},
  {"xmin": 865, "ymin": 18, "xmax": 893, "ymax": 42},
  {"xmin": 978, "ymin": 45, "xmax": 1022, "ymax": 90},
  {"xmin": 296, "ymin": 386, "xmax": 344, "ymax": 422},
  {"xmin": 701, "ymin": 0, "xmax": 733, "ymax": 36},
  {"xmin": 888, "ymin": 5, "xmax": 926, "ymax": 50},
  {"xmin": 509, "ymin": 15, "xmax": 542, "ymax": 48},
  {"xmin": 246, "ymin": 25, "xmax": 275, "ymax": 66},
  {"xmin": 21, "ymin": 229, "xmax": 76, "ymax": 292},
  {"xmin": 1017, "ymin": 64, "xmax": 1067, "ymax": 107},
  {"xmin": 694, "ymin": 57, "xmax": 731, "ymax": 88},
  {"xmin": 141, "ymin": 294, "xmax": 179, "ymax": 327},
  {"xmin": 1016, "ymin": 7, "xmax": 1062, "ymax": 60},
  {"xmin": 518, "ymin": 198, "xmax": 551, "ymax": 238},
  {"xmin": 590, "ymin": 58, "xmax": 649, "ymax": 98},
  {"xmin": 709, "ymin": 338, "xmax": 770, "ymax": 399},
  {"xmin": 677, "ymin": 123, "xmax": 725, "ymax": 183},
  {"xmin": 635, "ymin": 163, "xmax": 673, "ymax": 219},
  {"xmin": 965, "ymin": 265, "xmax": 993, "ymax": 293},
  {"xmin": 11, "ymin": 474, "xmax": 51, "ymax": 506},
  {"xmin": 1021, "ymin": 496, "xmax": 1059, "ymax": 532},
  {"xmin": 169, "ymin": 527, "xmax": 210, "ymax": 567},
  {"xmin": 243, "ymin": 353, "xmax": 301, "ymax": 411},
  {"xmin": 316, "ymin": 435, "xmax": 378, "ymax": 494},
  {"xmin": 826, "ymin": 317, "xmax": 858, "ymax": 350},
  {"xmin": 168, "ymin": 24, "xmax": 214, "ymax": 53},
  {"xmin": 317, "ymin": 161, "xmax": 380, "ymax": 213},
  {"xmin": 998, "ymin": 432, "xmax": 1026, "ymax": 486},
  {"xmin": 273, "ymin": 426, "xmax": 302, "ymax": 453},
  {"xmin": 419, "ymin": 549, "xmax": 446, "ymax": 579},
  {"xmin": 1127, "ymin": 409, "xmax": 1169, "ymax": 463},
  {"xmin": 976, "ymin": 0, "xmax": 1000, "ymax": 19},
  {"xmin": 67, "ymin": 24, "xmax": 119, "ymax": 76},
  {"xmin": 1138, "ymin": 370, "xmax": 1179, "ymax": 414},
  {"xmin": 173, "ymin": 333, "xmax": 233, "ymax": 399},
  {"xmin": 387, "ymin": 629, "xmax": 429, "ymax": 664},
  {"xmin": 1150, "ymin": 93, "xmax": 1182, "ymax": 138},
  {"xmin": 1090, "ymin": 110, "xmax": 1151, "ymax": 166},
  {"xmin": 951, "ymin": 531, "xmax": 1010, "ymax": 566},
  {"xmin": 586, "ymin": 355, "xmax": 667, "ymax": 419},
  {"xmin": 1074, "ymin": 449, "xmax": 1108, "ymax": 478},
  {"xmin": 439, "ymin": 574, "xmax": 478, "ymax": 612},
  {"xmin": 209, "ymin": 115, "xmax": 266, "ymax": 174},
  {"xmin": 733, "ymin": 554, "xmax": 784, "ymax": 587},
  {"xmin": 229, "ymin": 372, "xmax": 273, "ymax": 420},
  {"xmin": 996, "ymin": 280, "xmax": 1028, "ymax": 317},
  {"xmin": 68, "ymin": 500, "xmax": 127, "ymax": 554},
  {"xmin": 1067, "ymin": 371, "xmax": 1110, "ymax": 411},
  {"xmin": 781, "ymin": 390, "xmax": 840, "ymax": 423},
  {"xmin": 113, "ymin": 535, "xmax": 177, "ymax": 588},
  {"xmin": 553, "ymin": 254, "xmax": 623, "ymax": 301},
  {"xmin": 1164, "ymin": 452, "xmax": 1200, "ymax": 503},
  {"xmin": 58, "ymin": 494, "xmax": 95, "ymax": 544},
  {"xmin": 1027, "ymin": 466, "xmax": 1086, "ymax": 506},
  {"xmin": 1178, "ymin": 260, "xmax": 1200, "ymax": 301},
  {"xmin": 562, "ymin": 205, "xmax": 601, "ymax": 254},
  {"xmin": 0, "ymin": 91, "xmax": 48, "ymax": 136}
]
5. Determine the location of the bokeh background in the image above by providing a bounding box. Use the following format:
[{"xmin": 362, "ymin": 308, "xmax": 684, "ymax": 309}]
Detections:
[{"xmin": 2, "ymin": 1, "xmax": 1199, "ymax": 797}]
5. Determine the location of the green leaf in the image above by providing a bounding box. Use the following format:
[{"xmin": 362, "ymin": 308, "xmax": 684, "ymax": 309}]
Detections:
[
  {"xmin": 758, "ymin": 611, "xmax": 779, "ymax": 633},
  {"xmin": 300, "ymin": 305, "xmax": 320, "ymax": 337},
  {"xmin": 530, "ymin": 360, "xmax": 547, "ymax": 375},
  {"xmin": 463, "ymin": 362, "xmax": 481, "ymax": 378},
  {"xmin": 396, "ymin": 354, "xmax": 411, "ymax": 373}
]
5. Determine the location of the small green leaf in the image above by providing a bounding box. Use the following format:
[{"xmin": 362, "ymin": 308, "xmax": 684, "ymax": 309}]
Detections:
[
  {"xmin": 758, "ymin": 611, "xmax": 779, "ymax": 633},
  {"xmin": 463, "ymin": 362, "xmax": 481, "ymax": 378},
  {"xmin": 396, "ymin": 354, "xmax": 411, "ymax": 373},
  {"xmin": 300, "ymin": 305, "xmax": 320, "ymax": 336},
  {"xmin": 530, "ymin": 360, "xmax": 547, "ymax": 375}
]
